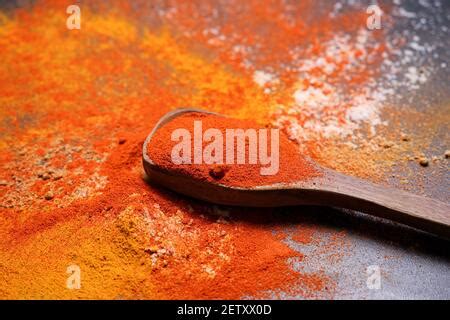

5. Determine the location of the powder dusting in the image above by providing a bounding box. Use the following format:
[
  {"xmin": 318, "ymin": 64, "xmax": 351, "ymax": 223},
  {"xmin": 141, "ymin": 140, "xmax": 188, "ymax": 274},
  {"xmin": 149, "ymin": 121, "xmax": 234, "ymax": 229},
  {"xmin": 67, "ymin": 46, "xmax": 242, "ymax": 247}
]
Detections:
[{"xmin": 0, "ymin": 0, "xmax": 448, "ymax": 299}]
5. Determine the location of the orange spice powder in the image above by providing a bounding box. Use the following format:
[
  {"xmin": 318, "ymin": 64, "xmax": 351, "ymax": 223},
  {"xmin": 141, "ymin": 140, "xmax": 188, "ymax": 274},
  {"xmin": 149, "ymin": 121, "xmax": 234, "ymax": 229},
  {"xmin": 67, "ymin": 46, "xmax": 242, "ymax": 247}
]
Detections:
[
  {"xmin": 147, "ymin": 112, "xmax": 320, "ymax": 188},
  {"xmin": 13, "ymin": 0, "xmax": 444, "ymax": 299},
  {"xmin": 0, "ymin": 1, "xmax": 334, "ymax": 299}
]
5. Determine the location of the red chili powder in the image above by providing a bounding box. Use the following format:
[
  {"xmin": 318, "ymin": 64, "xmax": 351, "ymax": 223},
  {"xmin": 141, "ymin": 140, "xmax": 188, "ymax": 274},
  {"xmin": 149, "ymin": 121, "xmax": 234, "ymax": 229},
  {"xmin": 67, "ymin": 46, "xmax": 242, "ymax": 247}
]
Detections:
[{"xmin": 147, "ymin": 112, "xmax": 320, "ymax": 187}]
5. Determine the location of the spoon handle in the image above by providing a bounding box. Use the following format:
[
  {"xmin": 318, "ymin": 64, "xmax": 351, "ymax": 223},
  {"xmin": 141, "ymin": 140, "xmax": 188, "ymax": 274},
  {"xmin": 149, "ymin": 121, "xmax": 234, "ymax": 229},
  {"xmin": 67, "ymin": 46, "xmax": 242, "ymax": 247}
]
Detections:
[{"xmin": 314, "ymin": 169, "xmax": 450, "ymax": 239}]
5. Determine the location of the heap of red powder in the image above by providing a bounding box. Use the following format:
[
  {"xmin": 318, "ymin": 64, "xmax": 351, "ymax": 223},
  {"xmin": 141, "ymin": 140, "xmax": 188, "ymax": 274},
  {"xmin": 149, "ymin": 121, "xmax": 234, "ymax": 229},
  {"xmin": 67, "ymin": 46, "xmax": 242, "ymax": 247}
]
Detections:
[{"xmin": 147, "ymin": 112, "xmax": 320, "ymax": 187}]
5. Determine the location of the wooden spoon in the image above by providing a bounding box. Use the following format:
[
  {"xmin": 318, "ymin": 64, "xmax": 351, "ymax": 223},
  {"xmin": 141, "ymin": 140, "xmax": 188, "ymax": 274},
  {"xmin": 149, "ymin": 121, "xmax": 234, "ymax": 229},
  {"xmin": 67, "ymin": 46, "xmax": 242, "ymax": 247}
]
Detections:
[{"xmin": 143, "ymin": 108, "xmax": 450, "ymax": 239}]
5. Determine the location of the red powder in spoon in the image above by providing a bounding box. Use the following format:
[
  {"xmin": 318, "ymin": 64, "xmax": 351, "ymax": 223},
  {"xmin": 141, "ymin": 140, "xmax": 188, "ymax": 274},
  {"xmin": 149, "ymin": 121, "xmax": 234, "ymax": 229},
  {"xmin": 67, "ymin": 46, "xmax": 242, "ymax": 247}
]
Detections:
[{"xmin": 147, "ymin": 112, "xmax": 320, "ymax": 187}]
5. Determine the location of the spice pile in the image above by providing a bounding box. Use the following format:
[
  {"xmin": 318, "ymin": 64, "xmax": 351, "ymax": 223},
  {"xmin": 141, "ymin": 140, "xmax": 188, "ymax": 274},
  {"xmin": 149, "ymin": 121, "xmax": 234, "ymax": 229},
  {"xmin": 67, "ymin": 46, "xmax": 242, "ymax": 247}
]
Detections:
[
  {"xmin": 0, "ymin": 0, "xmax": 448, "ymax": 299},
  {"xmin": 147, "ymin": 112, "xmax": 320, "ymax": 187}
]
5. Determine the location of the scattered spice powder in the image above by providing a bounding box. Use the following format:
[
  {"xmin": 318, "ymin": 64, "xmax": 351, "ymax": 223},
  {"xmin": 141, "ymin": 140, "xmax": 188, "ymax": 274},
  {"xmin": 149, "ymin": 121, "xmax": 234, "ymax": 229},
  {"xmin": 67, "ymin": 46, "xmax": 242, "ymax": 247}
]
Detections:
[
  {"xmin": 0, "ymin": 0, "xmax": 447, "ymax": 299},
  {"xmin": 147, "ymin": 112, "xmax": 320, "ymax": 188},
  {"xmin": 0, "ymin": 1, "xmax": 330, "ymax": 299}
]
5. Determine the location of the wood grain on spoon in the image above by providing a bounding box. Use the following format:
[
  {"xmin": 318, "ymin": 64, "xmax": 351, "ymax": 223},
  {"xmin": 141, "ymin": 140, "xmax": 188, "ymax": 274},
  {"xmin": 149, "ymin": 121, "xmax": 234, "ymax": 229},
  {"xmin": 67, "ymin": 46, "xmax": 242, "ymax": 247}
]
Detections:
[{"xmin": 143, "ymin": 108, "xmax": 450, "ymax": 239}]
